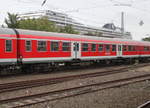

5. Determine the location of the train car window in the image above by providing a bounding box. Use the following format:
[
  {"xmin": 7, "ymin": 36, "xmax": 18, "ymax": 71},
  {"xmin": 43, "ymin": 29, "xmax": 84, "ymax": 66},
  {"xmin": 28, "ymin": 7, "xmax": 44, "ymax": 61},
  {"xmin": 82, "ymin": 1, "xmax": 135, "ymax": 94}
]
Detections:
[
  {"xmin": 25, "ymin": 40, "xmax": 32, "ymax": 52},
  {"xmin": 62, "ymin": 42, "xmax": 70, "ymax": 51},
  {"xmin": 91, "ymin": 44, "xmax": 96, "ymax": 51},
  {"xmin": 138, "ymin": 46, "xmax": 141, "ymax": 51},
  {"xmin": 98, "ymin": 44, "xmax": 103, "ymax": 51},
  {"xmin": 123, "ymin": 45, "xmax": 127, "ymax": 51},
  {"xmin": 141, "ymin": 46, "xmax": 144, "ymax": 51},
  {"xmin": 128, "ymin": 46, "xmax": 132, "ymax": 51},
  {"xmin": 140, "ymin": 46, "xmax": 143, "ymax": 51},
  {"xmin": 51, "ymin": 42, "xmax": 59, "ymax": 51},
  {"xmin": 133, "ymin": 46, "xmax": 136, "ymax": 51},
  {"xmin": 112, "ymin": 45, "xmax": 116, "ymax": 51},
  {"xmin": 144, "ymin": 47, "xmax": 146, "ymax": 51},
  {"xmin": 136, "ymin": 46, "xmax": 139, "ymax": 51},
  {"xmin": 37, "ymin": 41, "xmax": 47, "ymax": 51},
  {"xmin": 5, "ymin": 40, "xmax": 12, "ymax": 52},
  {"xmin": 144, "ymin": 46, "xmax": 149, "ymax": 51},
  {"xmin": 105, "ymin": 45, "xmax": 110, "ymax": 52},
  {"xmin": 143, "ymin": 46, "xmax": 145, "ymax": 51},
  {"xmin": 147, "ymin": 47, "xmax": 149, "ymax": 51},
  {"xmin": 82, "ymin": 43, "xmax": 88, "ymax": 51},
  {"xmin": 135, "ymin": 46, "xmax": 138, "ymax": 51}
]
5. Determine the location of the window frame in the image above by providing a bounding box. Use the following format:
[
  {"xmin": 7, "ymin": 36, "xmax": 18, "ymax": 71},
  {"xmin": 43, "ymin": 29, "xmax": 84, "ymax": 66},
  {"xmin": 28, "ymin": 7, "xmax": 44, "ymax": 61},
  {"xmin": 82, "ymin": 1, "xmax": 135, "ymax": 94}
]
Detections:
[
  {"xmin": 25, "ymin": 40, "xmax": 32, "ymax": 52},
  {"xmin": 62, "ymin": 42, "xmax": 71, "ymax": 52},
  {"xmin": 144, "ymin": 46, "xmax": 149, "ymax": 51},
  {"xmin": 105, "ymin": 44, "xmax": 110, "ymax": 52},
  {"xmin": 82, "ymin": 43, "xmax": 89, "ymax": 52},
  {"xmin": 123, "ymin": 45, "xmax": 127, "ymax": 51},
  {"xmin": 132, "ymin": 46, "xmax": 136, "ymax": 51},
  {"xmin": 98, "ymin": 44, "xmax": 103, "ymax": 51},
  {"xmin": 5, "ymin": 40, "xmax": 12, "ymax": 52},
  {"xmin": 50, "ymin": 41, "xmax": 59, "ymax": 52},
  {"xmin": 37, "ymin": 41, "xmax": 47, "ymax": 52},
  {"xmin": 112, "ymin": 45, "xmax": 116, "ymax": 52},
  {"xmin": 91, "ymin": 44, "xmax": 96, "ymax": 52},
  {"xmin": 128, "ymin": 45, "xmax": 132, "ymax": 51}
]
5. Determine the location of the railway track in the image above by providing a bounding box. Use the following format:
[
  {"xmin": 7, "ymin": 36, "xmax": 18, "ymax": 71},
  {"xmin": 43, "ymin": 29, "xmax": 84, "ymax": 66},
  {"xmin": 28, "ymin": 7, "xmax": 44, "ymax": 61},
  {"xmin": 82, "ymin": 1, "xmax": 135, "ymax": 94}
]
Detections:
[
  {"xmin": 0, "ymin": 74, "xmax": 150, "ymax": 108},
  {"xmin": 0, "ymin": 63, "xmax": 149, "ymax": 93},
  {"xmin": 137, "ymin": 101, "xmax": 150, "ymax": 108}
]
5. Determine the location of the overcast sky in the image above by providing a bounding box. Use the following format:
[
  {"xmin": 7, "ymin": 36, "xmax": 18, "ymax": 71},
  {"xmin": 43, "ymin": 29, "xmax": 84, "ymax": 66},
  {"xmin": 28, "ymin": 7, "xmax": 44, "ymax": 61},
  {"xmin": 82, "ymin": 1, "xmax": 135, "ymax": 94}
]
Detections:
[{"xmin": 0, "ymin": 0, "xmax": 150, "ymax": 40}]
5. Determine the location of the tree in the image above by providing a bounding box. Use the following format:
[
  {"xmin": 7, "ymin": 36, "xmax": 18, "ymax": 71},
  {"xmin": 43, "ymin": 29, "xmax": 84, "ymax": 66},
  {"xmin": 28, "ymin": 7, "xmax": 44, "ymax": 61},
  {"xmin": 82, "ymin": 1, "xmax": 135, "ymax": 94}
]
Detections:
[
  {"xmin": 4, "ymin": 13, "xmax": 79, "ymax": 34},
  {"xmin": 59, "ymin": 25, "xmax": 79, "ymax": 34},
  {"xmin": 142, "ymin": 37, "xmax": 150, "ymax": 41},
  {"xmin": 18, "ymin": 17, "xmax": 59, "ymax": 32},
  {"xmin": 5, "ymin": 12, "xmax": 19, "ymax": 28}
]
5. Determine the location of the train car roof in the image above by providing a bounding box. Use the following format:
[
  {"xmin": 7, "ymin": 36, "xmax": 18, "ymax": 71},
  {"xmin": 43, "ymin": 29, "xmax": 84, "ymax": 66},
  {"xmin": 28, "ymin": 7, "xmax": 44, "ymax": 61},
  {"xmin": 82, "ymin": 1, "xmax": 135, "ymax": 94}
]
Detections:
[{"xmin": 0, "ymin": 27, "xmax": 150, "ymax": 46}]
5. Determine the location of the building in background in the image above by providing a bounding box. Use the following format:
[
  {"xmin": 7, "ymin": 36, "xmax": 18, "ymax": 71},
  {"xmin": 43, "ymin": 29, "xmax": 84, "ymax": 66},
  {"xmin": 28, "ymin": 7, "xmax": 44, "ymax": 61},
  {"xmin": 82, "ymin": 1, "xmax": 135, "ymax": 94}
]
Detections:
[{"xmin": 19, "ymin": 10, "xmax": 132, "ymax": 39}]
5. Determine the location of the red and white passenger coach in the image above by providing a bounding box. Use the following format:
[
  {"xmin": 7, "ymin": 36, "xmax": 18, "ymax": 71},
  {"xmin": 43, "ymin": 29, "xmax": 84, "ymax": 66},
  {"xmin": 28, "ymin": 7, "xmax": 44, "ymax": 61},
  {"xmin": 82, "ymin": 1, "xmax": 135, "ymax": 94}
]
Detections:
[{"xmin": 0, "ymin": 28, "xmax": 150, "ymax": 71}]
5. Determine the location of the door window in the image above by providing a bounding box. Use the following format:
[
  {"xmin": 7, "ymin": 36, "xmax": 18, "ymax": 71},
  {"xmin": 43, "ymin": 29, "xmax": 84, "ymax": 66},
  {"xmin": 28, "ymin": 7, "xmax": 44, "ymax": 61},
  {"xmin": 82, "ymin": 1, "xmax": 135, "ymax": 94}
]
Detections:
[
  {"xmin": 118, "ymin": 45, "xmax": 122, "ymax": 51},
  {"xmin": 74, "ymin": 43, "xmax": 79, "ymax": 51}
]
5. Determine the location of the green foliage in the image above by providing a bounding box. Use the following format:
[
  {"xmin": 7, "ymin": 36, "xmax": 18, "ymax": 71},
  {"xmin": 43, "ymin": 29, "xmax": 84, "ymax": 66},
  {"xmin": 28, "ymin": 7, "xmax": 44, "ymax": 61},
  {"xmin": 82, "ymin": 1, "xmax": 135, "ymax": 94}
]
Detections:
[
  {"xmin": 142, "ymin": 37, "xmax": 150, "ymax": 41},
  {"xmin": 18, "ymin": 17, "xmax": 58, "ymax": 32},
  {"xmin": 5, "ymin": 12, "xmax": 19, "ymax": 28},
  {"xmin": 59, "ymin": 25, "xmax": 79, "ymax": 34},
  {"xmin": 4, "ymin": 13, "xmax": 79, "ymax": 34}
]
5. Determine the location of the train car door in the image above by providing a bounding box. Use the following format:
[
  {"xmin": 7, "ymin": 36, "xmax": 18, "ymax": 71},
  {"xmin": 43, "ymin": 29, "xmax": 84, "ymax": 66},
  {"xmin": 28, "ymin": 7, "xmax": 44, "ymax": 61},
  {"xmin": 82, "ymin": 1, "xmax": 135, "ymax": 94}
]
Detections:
[
  {"xmin": 117, "ymin": 45, "xmax": 122, "ymax": 57},
  {"xmin": 72, "ymin": 42, "xmax": 81, "ymax": 59}
]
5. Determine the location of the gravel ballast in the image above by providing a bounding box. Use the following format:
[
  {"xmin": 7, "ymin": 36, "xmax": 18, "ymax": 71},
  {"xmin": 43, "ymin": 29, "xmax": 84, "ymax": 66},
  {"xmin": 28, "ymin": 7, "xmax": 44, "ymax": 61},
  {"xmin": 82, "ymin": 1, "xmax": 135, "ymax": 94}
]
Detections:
[
  {"xmin": 1, "ymin": 64, "xmax": 150, "ymax": 108},
  {"xmin": 24, "ymin": 81, "xmax": 150, "ymax": 108}
]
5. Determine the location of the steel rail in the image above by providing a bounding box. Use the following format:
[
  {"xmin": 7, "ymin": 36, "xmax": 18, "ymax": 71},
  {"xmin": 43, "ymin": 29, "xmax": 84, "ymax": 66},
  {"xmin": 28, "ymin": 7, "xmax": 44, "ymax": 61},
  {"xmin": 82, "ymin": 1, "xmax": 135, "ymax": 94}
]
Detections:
[
  {"xmin": 137, "ymin": 101, "xmax": 150, "ymax": 108},
  {"xmin": 0, "ymin": 74, "xmax": 150, "ymax": 108},
  {"xmin": 0, "ymin": 63, "xmax": 149, "ymax": 93}
]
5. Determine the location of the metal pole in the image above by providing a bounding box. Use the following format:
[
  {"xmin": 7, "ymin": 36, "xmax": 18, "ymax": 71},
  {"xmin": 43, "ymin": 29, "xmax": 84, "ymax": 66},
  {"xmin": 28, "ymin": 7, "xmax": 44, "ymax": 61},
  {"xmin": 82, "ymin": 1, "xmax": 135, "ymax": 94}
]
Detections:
[{"xmin": 121, "ymin": 12, "xmax": 124, "ymax": 34}]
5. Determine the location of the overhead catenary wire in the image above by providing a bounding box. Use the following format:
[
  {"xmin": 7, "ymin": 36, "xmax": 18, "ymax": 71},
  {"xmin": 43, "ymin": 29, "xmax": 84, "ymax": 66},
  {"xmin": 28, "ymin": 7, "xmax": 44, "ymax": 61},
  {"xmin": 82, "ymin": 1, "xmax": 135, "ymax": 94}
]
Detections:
[
  {"xmin": 15, "ymin": 0, "xmax": 150, "ymax": 27},
  {"xmin": 12, "ymin": 0, "xmax": 150, "ymax": 38},
  {"xmin": 41, "ymin": 0, "xmax": 47, "ymax": 6}
]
